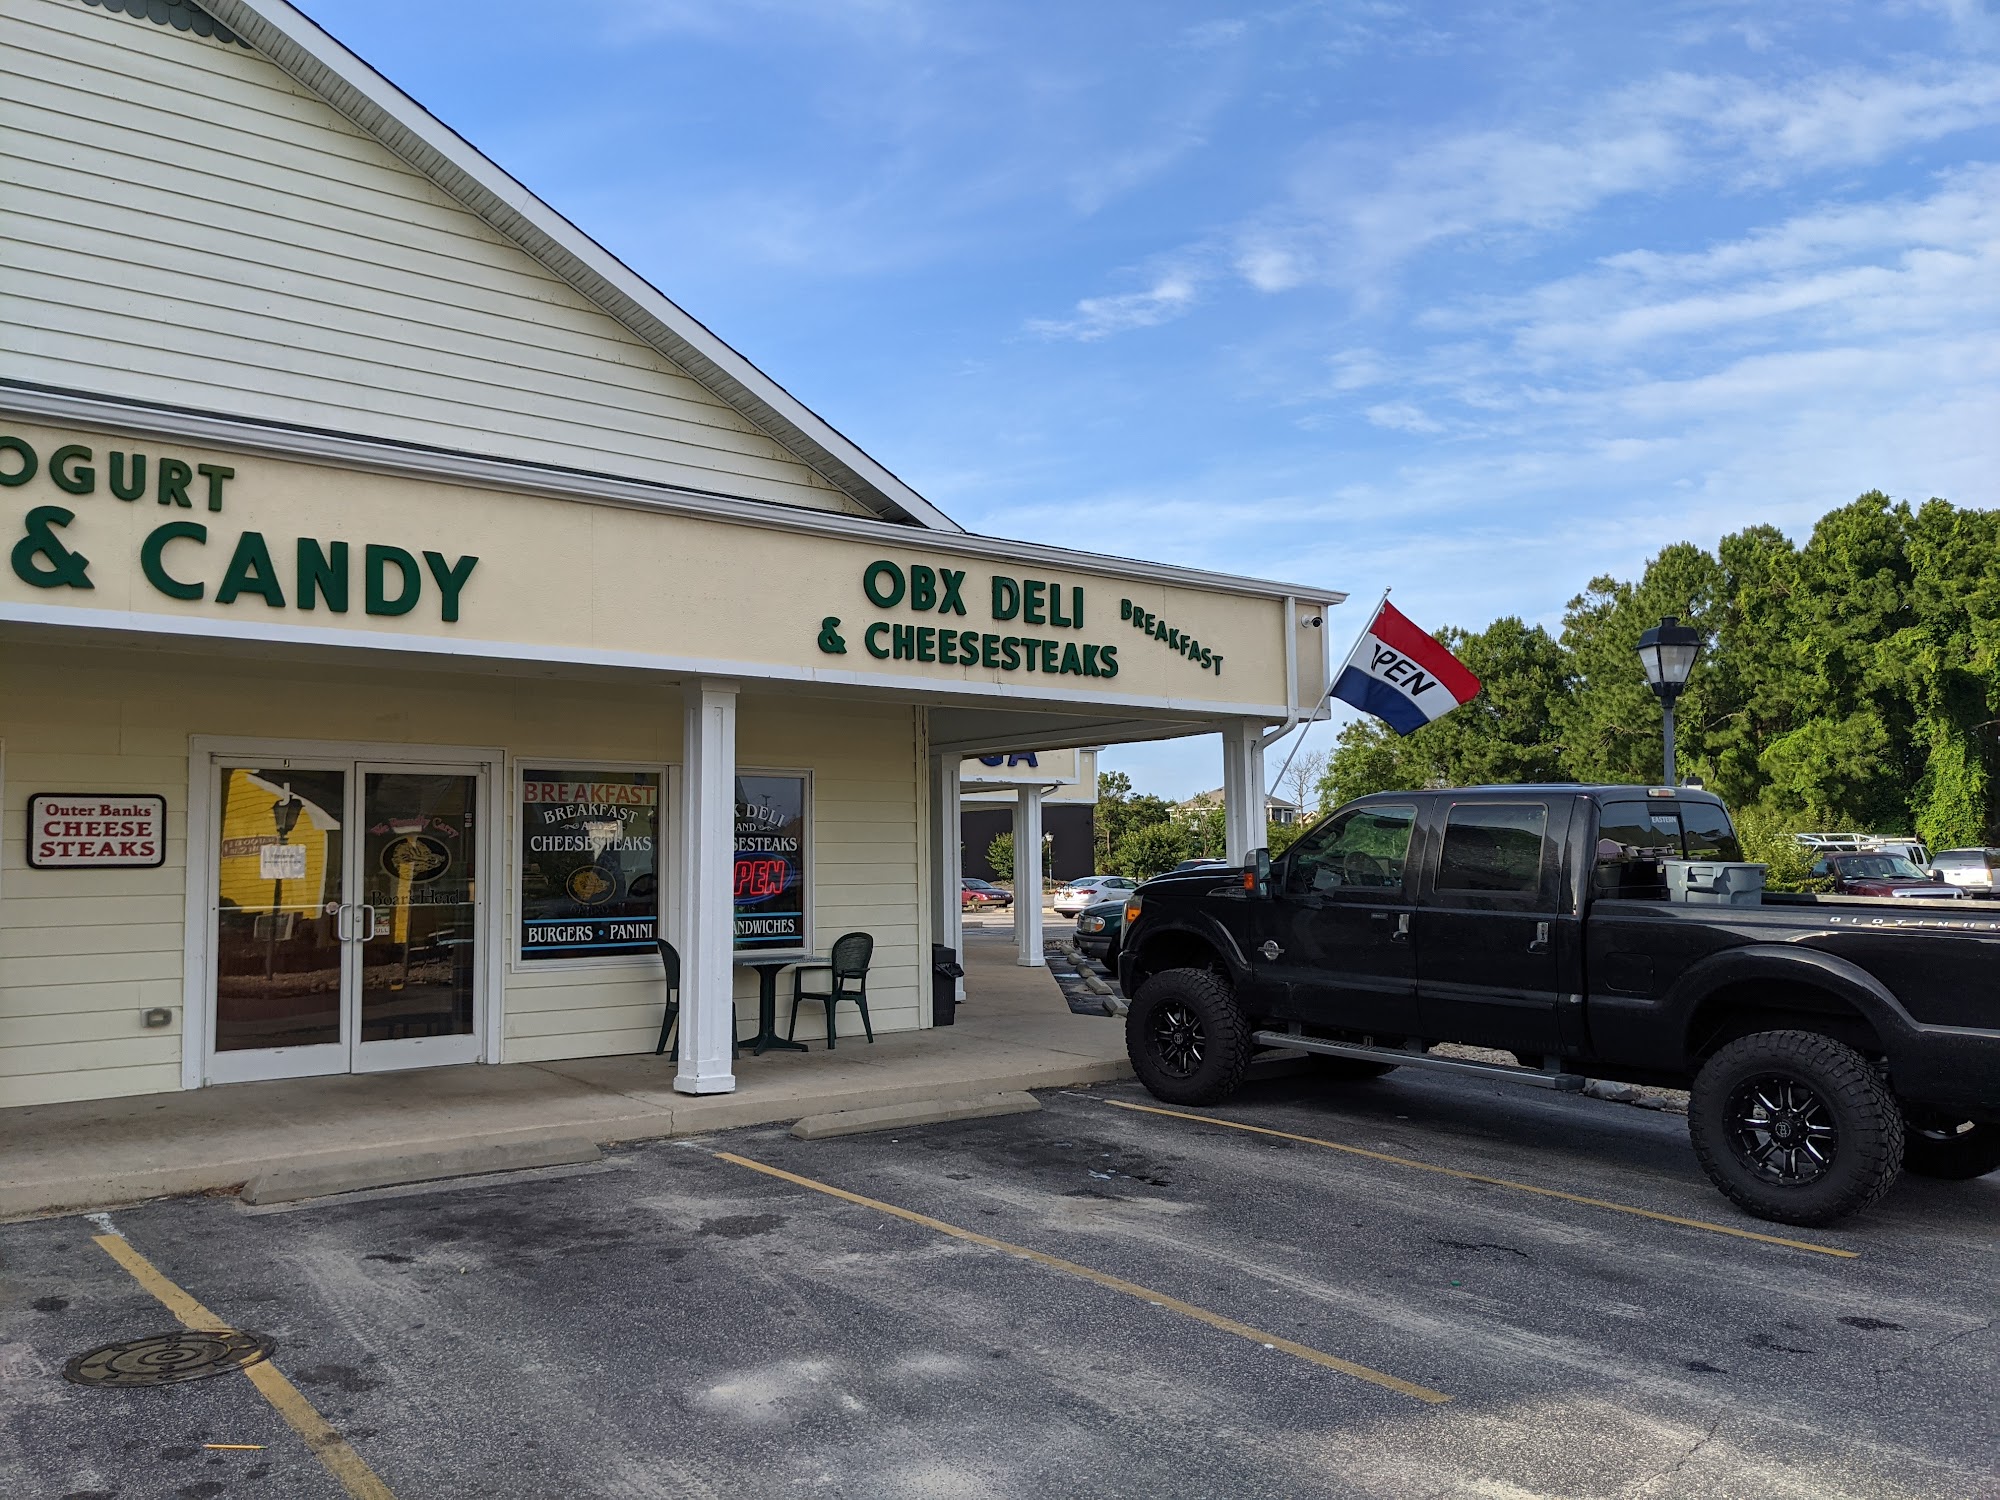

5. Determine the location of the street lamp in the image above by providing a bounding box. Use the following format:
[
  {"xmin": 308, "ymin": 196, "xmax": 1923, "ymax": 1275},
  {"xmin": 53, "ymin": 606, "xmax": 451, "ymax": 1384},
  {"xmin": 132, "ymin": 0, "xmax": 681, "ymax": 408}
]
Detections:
[
  {"xmin": 265, "ymin": 787, "xmax": 301, "ymax": 983},
  {"xmin": 1635, "ymin": 616, "xmax": 1702, "ymax": 785}
]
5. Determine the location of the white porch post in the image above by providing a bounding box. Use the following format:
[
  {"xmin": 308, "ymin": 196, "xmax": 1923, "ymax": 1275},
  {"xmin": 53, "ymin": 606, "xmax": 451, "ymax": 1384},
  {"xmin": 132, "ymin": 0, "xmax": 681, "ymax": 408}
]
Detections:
[
  {"xmin": 929, "ymin": 751, "xmax": 965, "ymax": 1004},
  {"xmin": 1014, "ymin": 784, "xmax": 1044, "ymax": 967},
  {"xmin": 1221, "ymin": 721, "xmax": 1267, "ymax": 866},
  {"xmin": 676, "ymin": 678, "xmax": 738, "ymax": 1095}
]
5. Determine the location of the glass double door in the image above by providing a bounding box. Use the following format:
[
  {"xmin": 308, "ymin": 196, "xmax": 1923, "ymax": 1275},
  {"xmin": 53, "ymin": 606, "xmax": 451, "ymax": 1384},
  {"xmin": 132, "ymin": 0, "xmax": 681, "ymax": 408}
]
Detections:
[{"xmin": 207, "ymin": 756, "xmax": 485, "ymax": 1082}]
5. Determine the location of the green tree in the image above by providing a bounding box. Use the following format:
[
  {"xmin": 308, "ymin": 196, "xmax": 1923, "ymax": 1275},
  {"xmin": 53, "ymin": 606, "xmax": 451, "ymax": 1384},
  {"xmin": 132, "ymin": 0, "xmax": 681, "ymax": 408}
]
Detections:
[
  {"xmin": 985, "ymin": 831, "xmax": 1014, "ymax": 883},
  {"xmin": 1732, "ymin": 803, "xmax": 1832, "ymax": 894},
  {"xmin": 1554, "ymin": 542, "xmax": 1725, "ymax": 786},
  {"xmin": 1109, "ymin": 821, "xmax": 1188, "ymax": 879},
  {"xmin": 1267, "ymin": 818, "xmax": 1310, "ymax": 855},
  {"xmin": 1183, "ymin": 804, "xmax": 1227, "ymax": 860},
  {"xmin": 1096, "ymin": 770, "xmax": 1177, "ymax": 870},
  {"xmin": 1307, "ymin": 493, "xmax": 2000, "ymax": 846}
]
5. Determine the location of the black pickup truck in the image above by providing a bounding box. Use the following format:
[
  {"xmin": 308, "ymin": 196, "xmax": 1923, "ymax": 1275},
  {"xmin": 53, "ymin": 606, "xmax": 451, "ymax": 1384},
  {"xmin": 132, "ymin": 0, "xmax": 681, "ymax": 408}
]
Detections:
[{"xmin": 1117, "ymin": 785, "xmax": 2000, "ymax": 1225}]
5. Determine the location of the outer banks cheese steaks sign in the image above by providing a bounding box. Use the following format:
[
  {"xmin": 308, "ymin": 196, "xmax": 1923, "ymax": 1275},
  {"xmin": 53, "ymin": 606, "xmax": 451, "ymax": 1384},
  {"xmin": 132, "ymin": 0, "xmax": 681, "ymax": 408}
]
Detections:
[
  {"xmin": 27, "ymin": 794, "xmax": 167, "ymax": 868},
  {"xmin": 2, "ymin": 431, "xmax": 478, "ymax": 623}
]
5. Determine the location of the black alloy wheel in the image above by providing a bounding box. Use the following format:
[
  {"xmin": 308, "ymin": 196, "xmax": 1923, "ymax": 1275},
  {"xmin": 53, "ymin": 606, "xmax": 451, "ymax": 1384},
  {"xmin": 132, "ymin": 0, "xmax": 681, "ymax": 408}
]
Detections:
[
  {"xmin": 1689, "ymin": 1029, "xmax": 1903, "ymax": 1226},
  {"xmin": 1126, "ymin": 967, "xmax": 1250, "ymax": 1105},
  {"xmin": 1726, "ymin": 1075, "xmax": 1839, "ymax": 1186},
  {"xmin": 1150, "ymin": 1000, "xmax": 1206, "ymax": 1078}
]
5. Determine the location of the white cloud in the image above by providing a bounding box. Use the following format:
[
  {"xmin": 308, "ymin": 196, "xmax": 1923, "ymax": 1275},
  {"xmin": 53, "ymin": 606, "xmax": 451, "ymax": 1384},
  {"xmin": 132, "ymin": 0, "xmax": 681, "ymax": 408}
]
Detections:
[
  {"xmin": 1364, "ymin": 401, "xmax": 1446, "ymax": 434},
  {"xmin": 1044, "ymin": 57, "xmax": 2000, "ymax": 328},
  {"xmin": 1026, "ymin": 271, "xmax": 1202, "ymax": 340},
  {"xmin": 1418, "ymin": 167, "xmax": 2000, "ymax": 365}
]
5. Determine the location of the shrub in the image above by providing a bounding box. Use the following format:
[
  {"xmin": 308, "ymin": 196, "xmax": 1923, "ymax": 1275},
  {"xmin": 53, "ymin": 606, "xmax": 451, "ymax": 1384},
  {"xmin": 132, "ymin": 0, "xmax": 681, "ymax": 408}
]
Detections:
[{"xmin": 1733, "ymin": 802, "xmax": 1833, "ymax": 893}]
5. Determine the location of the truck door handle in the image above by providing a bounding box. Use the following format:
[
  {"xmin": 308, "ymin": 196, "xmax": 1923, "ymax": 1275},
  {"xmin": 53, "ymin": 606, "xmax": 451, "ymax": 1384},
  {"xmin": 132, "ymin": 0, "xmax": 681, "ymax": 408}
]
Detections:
[
  {"xmin": 1390, "ymin": 912, "xmax": 1410, "ymax": 944},
  {"xmin": 1528, "ymin": 920, "xmax": 1550, "ymax": 954}
]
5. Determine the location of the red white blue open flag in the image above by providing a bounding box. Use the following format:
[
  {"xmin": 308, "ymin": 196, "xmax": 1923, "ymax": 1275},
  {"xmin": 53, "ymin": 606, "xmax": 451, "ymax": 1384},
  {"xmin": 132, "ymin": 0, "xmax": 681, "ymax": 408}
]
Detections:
[{"xmin": 1331, "ymin": 600, "xmax": 1482, "ymax": 735}]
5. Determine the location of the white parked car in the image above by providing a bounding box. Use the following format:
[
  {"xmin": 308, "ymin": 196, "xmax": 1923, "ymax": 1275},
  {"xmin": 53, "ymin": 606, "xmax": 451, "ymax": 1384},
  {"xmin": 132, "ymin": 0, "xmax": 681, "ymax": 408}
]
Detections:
[
  {"xmin": 1931, "ymin": 848, "xmax": 2000, "ymax": 898},
  {"xmin": 1053, "ymin": 875, "xmax": 1138, "ymax": 916}
]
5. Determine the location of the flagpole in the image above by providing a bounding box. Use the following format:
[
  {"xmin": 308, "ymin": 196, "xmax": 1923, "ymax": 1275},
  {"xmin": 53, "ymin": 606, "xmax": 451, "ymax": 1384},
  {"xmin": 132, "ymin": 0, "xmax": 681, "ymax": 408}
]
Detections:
[{"xmin": 1266, "ymin": 588, "xmax": 1390, "ymax": 799}]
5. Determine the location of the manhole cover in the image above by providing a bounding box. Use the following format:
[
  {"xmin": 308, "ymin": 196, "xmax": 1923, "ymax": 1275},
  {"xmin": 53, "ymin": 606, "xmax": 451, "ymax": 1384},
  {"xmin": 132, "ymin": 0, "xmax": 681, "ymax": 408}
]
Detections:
[{"xmin": 64, "ymin": 1330, "xmax": 274, "ymax": 1388}]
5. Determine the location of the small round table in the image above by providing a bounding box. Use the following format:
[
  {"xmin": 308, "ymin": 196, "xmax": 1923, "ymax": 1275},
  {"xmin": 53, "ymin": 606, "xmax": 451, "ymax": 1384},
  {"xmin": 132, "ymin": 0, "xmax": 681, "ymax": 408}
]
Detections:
[{"xmin": 732, "ymin": 953, "xmax": 821, "ymax": 1055}]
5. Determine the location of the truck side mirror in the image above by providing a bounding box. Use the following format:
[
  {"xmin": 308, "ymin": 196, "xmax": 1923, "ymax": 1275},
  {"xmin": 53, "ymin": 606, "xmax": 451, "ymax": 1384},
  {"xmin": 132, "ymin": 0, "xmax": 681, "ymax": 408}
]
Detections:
[{"xmin": 1244, "ymin": 847, "xmax": 1272, "ymax": 900}]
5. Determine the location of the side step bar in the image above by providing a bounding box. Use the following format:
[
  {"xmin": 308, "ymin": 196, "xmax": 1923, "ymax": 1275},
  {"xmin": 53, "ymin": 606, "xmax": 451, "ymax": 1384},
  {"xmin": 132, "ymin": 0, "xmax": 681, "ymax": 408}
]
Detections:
[{"xmin": 1250, "ymin": 1030, "xmax": 1588, "ymax": 1092}]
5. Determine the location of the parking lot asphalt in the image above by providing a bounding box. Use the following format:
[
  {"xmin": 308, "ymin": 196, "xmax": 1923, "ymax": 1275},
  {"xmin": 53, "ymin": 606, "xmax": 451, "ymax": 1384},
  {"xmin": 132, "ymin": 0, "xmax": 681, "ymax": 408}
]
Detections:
[{"xmin": 4, "ymin": 1064, "xmax": 1996, "ymax": 1500}]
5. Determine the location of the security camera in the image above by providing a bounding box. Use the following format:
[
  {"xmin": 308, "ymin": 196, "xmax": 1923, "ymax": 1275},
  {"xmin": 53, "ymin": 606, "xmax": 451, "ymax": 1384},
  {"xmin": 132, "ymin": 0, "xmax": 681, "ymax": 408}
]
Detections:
[{"xmin": 1300, "ymin": 612, "xmax": 1323, "ymax": 628}]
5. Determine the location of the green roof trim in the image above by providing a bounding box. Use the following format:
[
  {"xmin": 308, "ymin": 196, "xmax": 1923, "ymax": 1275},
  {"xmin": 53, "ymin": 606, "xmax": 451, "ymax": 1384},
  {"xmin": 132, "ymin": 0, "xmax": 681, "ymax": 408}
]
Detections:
[{"xmin": 78, "ymin": 0, "xmax": 251, "ymax": 49}]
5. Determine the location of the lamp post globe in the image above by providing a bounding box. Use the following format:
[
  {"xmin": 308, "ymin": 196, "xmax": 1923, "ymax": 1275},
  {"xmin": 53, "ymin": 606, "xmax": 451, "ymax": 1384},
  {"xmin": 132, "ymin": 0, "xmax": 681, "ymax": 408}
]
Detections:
[{"xmin": 1635, "ymin": 615, "xmax": 1702, "ymax": 785}]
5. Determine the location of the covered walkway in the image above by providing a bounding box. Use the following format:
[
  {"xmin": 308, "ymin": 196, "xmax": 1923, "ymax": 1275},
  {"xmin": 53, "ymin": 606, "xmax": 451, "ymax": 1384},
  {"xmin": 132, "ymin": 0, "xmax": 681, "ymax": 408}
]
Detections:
[{"xmin": 0, "ymin": 931, "xmax": 1127, "ymax": 1220}]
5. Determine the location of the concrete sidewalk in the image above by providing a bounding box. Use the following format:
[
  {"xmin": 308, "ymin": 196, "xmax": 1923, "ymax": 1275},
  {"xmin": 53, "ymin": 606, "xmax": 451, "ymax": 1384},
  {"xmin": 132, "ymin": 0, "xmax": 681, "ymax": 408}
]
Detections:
[{"xmin": 0, "ymin": 928, "xmax": 1129, "ymax": 1219}]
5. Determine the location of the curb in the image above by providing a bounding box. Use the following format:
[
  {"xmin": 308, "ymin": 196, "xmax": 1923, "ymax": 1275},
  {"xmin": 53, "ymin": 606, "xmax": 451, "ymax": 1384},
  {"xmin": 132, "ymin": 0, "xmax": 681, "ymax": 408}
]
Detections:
[
  {"xmin": 240, "ymin": 1135, "xmax": 603, "ymax": 1205},
  {"xmin": 789, "ymin": 1091, "xmax": 1041, "ymax": 1140},
  {"xmin": 0, "ymin": 1056, "xmax": 1134, "ymax": 1220}
]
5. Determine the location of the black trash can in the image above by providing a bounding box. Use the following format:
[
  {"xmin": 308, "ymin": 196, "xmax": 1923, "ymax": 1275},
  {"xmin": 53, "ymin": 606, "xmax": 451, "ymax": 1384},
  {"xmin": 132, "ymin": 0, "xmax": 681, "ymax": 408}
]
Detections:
[{"xmin": 931, "ymin": 943, "xmax": 965, "ymax": 1026}]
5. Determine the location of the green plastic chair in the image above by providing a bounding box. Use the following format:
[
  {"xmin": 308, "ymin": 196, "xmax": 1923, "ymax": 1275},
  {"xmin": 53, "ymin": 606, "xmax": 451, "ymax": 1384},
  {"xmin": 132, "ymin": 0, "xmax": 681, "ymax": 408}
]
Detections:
[
  {"xmin": 653, "ymin": 940, "xmax": 682, "ymax": 1059},
  {"xmin": 787, "ymin": 932, "xmax": 875, "ymax": 1049},
  {"xmin": 655, "ymin": 940, "xmax": 738, "ymax": 1060}
]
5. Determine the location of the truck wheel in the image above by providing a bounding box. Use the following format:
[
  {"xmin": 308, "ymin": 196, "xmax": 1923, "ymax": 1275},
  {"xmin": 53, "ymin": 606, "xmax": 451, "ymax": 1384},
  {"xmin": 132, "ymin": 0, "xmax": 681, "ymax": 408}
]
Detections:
[
  {"xmin": 1901, "ymin": 1113, "xmax": 2000, "ymax": 1180},
  {"xmin": 1689, "ymin": 1031, "xmax": 1903, "ymax": 1226},
  {"xmin": 1126, "ymin": 968, "xmax": 1250, "ymax": 1105}
]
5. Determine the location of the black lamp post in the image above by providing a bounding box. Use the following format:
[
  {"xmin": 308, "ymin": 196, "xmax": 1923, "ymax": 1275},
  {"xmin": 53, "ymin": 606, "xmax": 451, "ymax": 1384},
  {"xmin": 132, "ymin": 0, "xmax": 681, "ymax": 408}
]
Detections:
[
  {"xmin": 265, "ymin": 788, "xmax": 302, "ymax": 983},
  {"xmin": 1635, "ymin": 616, "xmax": 1702, "ymax": 785}
]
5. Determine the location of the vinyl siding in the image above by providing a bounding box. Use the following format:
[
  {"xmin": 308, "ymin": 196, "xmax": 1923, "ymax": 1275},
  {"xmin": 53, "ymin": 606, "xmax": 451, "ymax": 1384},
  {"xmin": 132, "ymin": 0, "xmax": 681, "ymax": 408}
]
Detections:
[
  {"xmin": 0, "ymin": 0, "xmax": 870, "ymax": 517},
  {"xmin": 0, "ymin": 643, "xmax": 927, "ymax": 1106}
]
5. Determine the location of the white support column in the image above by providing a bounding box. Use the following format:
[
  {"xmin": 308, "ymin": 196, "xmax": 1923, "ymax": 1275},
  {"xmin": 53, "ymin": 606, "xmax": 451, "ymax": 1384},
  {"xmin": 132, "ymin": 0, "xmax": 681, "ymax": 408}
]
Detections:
[
  {"xmin": 676, "ymin": 678, "xmax": 739, "ymax": 1095},
  {"xmin": 1013, "ymin": 784, "xmax": 1044, "ymax": 967},
  {"xmin": 929, "ymin": 750, "xmax": 965, "ymax": 1005},
  {"xmin": 1221, "ymin": 721, "xmax": 1267, "ymax": 866}
]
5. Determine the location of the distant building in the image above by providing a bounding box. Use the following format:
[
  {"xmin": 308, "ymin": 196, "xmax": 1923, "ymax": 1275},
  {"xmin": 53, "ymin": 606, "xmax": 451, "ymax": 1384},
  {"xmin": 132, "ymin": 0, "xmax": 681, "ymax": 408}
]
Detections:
[
  {"xmin": 1176, "ymin": 788, "xmax": 1304, "ymax": 826},
  {"xmin": 961, "ymin": 750, "xmax": 1099, "ymax": 883}
]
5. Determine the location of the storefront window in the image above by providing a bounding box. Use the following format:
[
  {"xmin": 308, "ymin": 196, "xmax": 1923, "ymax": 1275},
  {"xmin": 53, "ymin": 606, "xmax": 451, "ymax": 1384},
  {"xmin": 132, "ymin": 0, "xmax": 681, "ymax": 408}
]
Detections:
[
  {"xmin": 735, "ymin": 773, "xmax": 808, "ymax": 951},
  {"xmin": 518, "ymin": 769, "xmax": 661, "ymax": 961}
]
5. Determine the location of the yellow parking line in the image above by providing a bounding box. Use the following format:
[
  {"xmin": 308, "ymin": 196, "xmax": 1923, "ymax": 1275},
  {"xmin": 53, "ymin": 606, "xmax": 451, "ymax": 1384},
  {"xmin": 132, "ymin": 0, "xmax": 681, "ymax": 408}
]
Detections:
[
  {"xmin": 91, "ymin": 1232, "xmax": 398, "ymax": 1500},
  {"xmin": 715, "ymin": 1149, "xmax": 1451, "ymax": 1404},
  {"xmin": 1103, "ymin": 1099, "xmax": 1859, "ymax": 1259}
]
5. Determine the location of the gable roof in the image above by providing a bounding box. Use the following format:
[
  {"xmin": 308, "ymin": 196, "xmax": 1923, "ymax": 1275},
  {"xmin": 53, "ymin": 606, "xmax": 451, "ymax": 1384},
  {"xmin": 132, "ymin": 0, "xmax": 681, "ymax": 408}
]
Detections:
[{"xmin": 188, "ymin": 0, "xmax": 960, "ymax": 532}]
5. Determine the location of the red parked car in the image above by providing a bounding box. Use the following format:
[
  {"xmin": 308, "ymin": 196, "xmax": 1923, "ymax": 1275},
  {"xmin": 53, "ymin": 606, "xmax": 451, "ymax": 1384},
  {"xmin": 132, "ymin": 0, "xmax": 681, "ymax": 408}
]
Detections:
[
  {"xmin": 1811, "ymin": 853, "xmax": 1964, "ymax": 899},
  {"xmin": 961, "ymin": 878, "xmax": 1014, "ymax": 911}
]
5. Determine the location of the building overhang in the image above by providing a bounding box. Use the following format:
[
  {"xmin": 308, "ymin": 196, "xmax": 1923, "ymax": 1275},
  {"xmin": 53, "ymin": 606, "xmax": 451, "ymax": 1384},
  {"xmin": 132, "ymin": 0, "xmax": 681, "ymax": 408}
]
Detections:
[{"xmin": 1, "ymin": 402, "xmax": 1345, "ymax": 738}]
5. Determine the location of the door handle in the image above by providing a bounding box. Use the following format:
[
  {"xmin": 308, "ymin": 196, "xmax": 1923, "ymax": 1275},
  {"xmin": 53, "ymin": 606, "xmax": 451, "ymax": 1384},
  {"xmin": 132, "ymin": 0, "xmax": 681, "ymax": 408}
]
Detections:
[
  {"xmin": 1529, "ymin": 920, "xmax": 1550, "ymax": 954},
  {"xmin": 1389, "ymin": 912, "xmax": 1410, "ymax": 944},
  {"xmin": 360, "ymin": 904, "xmax": 380, "ymax": 942},
  {"xmin": 336, "ymin": 903, "xmax": 354, "ymax": 942}
]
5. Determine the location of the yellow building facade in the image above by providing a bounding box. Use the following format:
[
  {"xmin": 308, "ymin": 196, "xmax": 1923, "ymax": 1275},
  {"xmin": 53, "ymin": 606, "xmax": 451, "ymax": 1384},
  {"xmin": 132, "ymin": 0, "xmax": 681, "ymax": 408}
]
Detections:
[{"xmin": 0, "ymin": 0, "xmax": 1340, "ymax": 1108}]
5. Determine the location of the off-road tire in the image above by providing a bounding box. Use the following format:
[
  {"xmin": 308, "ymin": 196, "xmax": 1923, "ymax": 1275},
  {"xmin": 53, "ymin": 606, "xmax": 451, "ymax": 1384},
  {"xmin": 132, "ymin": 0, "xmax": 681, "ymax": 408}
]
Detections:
[
  {"xmin": 1901, "ymin": 1114, "xmax": 2000, "ymax": 1180},
  {"xmin": 1689, "ymin": 1030, "xmax": 1903, "ymax": 1226},
  {"xmin": 1304, "ymin": 1056, "xmax": 1400, "ymax": 1080},
  {"xmin": 1126, "ymin": 968, "xmax": 1250, "ymax": 1105}
]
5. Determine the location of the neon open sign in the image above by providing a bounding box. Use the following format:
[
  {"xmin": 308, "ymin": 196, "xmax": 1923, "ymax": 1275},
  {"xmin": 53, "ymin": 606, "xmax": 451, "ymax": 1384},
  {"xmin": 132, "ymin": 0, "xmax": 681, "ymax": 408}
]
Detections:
[{"xmin": 734, "ymin": 856, "xmax": 793, "ymax": 902}]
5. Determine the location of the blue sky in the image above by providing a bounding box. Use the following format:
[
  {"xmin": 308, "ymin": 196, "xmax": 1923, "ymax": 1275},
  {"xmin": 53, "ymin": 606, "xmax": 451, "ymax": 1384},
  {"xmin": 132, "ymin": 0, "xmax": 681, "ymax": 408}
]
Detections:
[{"xmin": 314, "ymin": 0, "xmax": 2000, "ymax": 798}]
